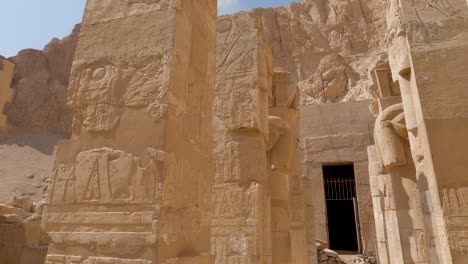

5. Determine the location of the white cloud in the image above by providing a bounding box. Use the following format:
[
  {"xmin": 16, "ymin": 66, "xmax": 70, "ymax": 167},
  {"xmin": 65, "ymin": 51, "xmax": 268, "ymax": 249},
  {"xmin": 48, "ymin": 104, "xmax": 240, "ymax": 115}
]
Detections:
[{"xmin": 219, "ymin": 0, "xmax": 240, "ymax": 14}]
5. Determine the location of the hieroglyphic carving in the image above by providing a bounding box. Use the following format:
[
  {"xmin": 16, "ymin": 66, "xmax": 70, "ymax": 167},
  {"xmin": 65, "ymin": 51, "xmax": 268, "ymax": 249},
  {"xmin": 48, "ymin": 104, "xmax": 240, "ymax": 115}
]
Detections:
[
  {"xmin": 442, "ymin": 187, "xmax": 468, "ymax": 216},
  {"xmin": 68, "ymin": 56, "xmax": 169, "ymax": 133},
  {"xmin": 213, "ymin": 12, "xmax": 271, "ymax": 264},
  {"xmin": 48, "ymin": 148, "xmax": 165, "ymax": 205},
  {"xmin": 440, "ymin": 187, "xmax": 468, "ymax": 253},
  {"xmin": 214, "ymin": 142, "xmax": 241, "ymax": 184},
  {"xmin": 400, "ymin": 0, "xmax": 468, "ymax": 44},
  {"xmin": 211, "ymin": 233, "xmax": 257, "ymax": 264},
  {"xmin": 215, "ymin": 15, "xmax": 266, "ymax": 131},
  {"xmin": 211, "ymin": 183, "xmax": 262, "ymax": 264},
  {"xmin": 403, "ymin": 229, "xmax": 429, "ymax": 263},
  {"xmin": 44, "ymin": 149, "xmax": 163, "ymax": 252},
  {"xmin": 212, "ymin": 184, "xmax": 258, "ymax": 221}
]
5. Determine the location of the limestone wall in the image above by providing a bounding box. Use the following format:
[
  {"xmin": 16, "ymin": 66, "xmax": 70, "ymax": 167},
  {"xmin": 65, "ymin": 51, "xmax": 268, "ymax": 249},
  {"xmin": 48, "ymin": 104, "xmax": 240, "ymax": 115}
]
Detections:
[{"xmin": 300, "ymin": 101, "xmax": 377, "ymax": 256}]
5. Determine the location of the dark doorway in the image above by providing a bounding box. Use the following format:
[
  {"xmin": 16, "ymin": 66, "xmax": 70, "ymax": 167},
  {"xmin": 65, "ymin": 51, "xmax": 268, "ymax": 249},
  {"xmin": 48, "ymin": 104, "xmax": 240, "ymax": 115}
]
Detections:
[{"xmin": 323, "ymin": 164, "xmax": 360, "ymax": 252}]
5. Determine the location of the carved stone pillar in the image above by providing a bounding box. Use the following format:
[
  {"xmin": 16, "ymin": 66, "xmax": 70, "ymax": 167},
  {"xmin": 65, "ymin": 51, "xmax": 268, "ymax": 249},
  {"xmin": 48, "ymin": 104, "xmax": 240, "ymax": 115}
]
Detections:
[
  {"xmin": 289, "ymin": 141, "xmax": 308, "ymax": 264},
  {"xmin": 42, "ymin": 1, "xmax": 217, "ymax": 263},
  {"xmin": 386, "ymin": 1, "xmax": 468, "ymax": 262},
  {"xmin": 212, "ymin": 13, "xmax": 273, "ymax": 264},
  {"xmin": 268, "ymin": 68, "xmax": 305, "ymax": 264},
  {"xmin": 373, "ymin": 102, "xmax": 429, "ymax": 264},
  {"xmin": 368, "ymin": 145, "xmax": 389, "ymax": 264}
]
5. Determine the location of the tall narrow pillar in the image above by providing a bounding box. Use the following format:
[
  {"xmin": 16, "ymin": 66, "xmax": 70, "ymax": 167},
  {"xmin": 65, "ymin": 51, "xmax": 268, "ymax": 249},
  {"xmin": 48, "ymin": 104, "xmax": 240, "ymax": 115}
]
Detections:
[
  {"xmin": 42, "ymin": 1, "xmax": 216, "ymax": 263},
  {"xmin": 386, "ymin": 1, "xmax": 468, "ymax": 262},
  {"xmin": 267, "ymin": 69, "xmax": 302, "ymax": 264},
  {"xmin": 212, "ymin": 13, "xmax": 272, "ymax": 264},
  {"xmin": 367, "ymin": 145, "xmax": 389, "ymax": 264}
]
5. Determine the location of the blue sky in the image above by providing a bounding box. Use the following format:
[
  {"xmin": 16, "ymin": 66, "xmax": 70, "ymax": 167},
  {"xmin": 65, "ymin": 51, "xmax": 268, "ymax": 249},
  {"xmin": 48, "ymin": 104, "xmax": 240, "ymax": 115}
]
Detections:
[
  {"xmin": 0, "ymin": 0, "xmax": 297, "ymax": 57},
  {"xmin": 219, "ymin": 0, "xmax": 297, "ymax": 15}
]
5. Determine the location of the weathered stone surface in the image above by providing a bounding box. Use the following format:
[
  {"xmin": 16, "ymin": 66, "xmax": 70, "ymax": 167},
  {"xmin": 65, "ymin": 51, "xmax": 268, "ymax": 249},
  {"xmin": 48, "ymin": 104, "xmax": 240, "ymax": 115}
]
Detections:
[
  {"xmin": 368, "ymin": 1, "xmax": 468, "ymax": 263},
  {"xmin": 213, "ymin": 5, "xmax": 310, "ymax": 263},
  {"xmin": 300, "ymin": 101, "xmax": 376, "ymax": 257},
  {"xmin": 42, "ymin": 1, "xmax": 216, "ymax": 263},
  {"xmin": 213, "ymin": 12, "xmax": 272, "ymax": 264},
  {"xmin": 0, "ymin": 196, "xmax": 49, "ymax": 264},
  {"xmin": 1, "ymin": 1, "xmax": 467, "ymax": 264},
  {"xmin": 256, "ymin": 0, "xmax": 389, "ymax": 105}
]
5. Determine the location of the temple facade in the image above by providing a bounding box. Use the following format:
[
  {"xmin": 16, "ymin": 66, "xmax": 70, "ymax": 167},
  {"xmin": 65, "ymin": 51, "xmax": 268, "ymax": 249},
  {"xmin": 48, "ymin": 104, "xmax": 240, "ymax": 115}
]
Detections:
[{"xmin": 0, "ymin": 0, "xmax": 467, "ymax": 264}]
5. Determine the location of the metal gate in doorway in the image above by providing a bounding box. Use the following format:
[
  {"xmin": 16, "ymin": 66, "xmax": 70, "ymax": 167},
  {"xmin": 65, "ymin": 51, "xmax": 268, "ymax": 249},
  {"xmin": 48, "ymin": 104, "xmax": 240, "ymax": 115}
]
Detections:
[{"xmin": 323, "ymin": 164, "xmax": 362, "ymax": 252}]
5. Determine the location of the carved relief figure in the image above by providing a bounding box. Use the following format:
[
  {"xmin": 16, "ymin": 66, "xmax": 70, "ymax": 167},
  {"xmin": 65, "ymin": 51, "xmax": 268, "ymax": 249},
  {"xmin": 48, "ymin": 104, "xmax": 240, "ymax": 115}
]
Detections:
[
  {"xmin": 374, "ymin": 103, "xmax": 408, "ymax": 168},
  {"xmin": 68, "ymin": 56, "xmax": 169, "ymax": 133},
  {"xmin": 49, "ymin": 148, "xmax": 165, "ymax": 205}
]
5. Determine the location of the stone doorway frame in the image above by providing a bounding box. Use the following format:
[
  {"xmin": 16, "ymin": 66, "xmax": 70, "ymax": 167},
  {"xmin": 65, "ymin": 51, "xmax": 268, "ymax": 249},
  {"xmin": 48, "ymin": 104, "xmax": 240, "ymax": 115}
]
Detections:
[{"xmin": 322, "ymin": 163, "xmax": 362, "ymax": 253}]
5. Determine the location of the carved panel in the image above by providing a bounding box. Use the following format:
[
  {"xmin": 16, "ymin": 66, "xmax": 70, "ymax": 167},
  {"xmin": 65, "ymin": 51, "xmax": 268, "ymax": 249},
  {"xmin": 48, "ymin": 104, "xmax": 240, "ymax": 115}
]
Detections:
[
  {"xmin": 212, "ymin": 184, "xmax": 259, "ymax": 221},
  {"xmin": 401, "ymin": 0, "xmax": 468, "ymax": 44},
  {"xmin": 211, "ymin": 183, "xmax": 262, "ymax": 264},
  {"xmin": 214, "ymin": 142, "xmax": 241, "ymax": 184},
  {"xmin": 441, "ymin": 187, "xmax": 468, "ymax": 254},
  {"xmin": 403, "ymin": 229, "xmax": 428, "ymax": 263},
  {"xmin": 215, "ymin": 16, "xmax": 265, "ymax": 131},
  {"xmin": 68, "ymin": 56, "xmax": 169, "ymax": 133},
  {"xmin": 211, "ymin": 232, "xmax": 258, "ymax": 264},
  {"xmin": 49, "ymin": 148, "xmax": 165, "ymax": 205}
]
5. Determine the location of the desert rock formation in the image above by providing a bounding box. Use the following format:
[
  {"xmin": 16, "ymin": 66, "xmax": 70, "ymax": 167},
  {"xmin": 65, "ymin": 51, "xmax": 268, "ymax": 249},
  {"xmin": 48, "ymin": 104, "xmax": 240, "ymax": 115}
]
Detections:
[
  {"xmin": 0, "ymin": 26, "xmax": 80, "ymax": 204},
  {"xmin": 5, "ymin": 24, "xmax": 80, "ymax": 138},
  {"xmin": 241, "ymin": 0, "xmax": 390, "ymax": 105}
]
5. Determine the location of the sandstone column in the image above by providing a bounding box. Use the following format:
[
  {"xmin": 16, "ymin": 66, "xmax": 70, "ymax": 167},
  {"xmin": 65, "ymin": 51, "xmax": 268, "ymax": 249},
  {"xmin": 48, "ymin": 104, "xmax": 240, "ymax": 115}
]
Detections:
[
  {"xmin": 212, "ymin": 14, "xmax": 272, "ymax": 264},
  {"xmin": 267, "ymin": 69, "xmax": 304, "ymax": 264},
  {"xmin": 289, "ymin": 151, "xmax": 309, "ymax": 264},
  {"xmin": 42, "ymin": 0, "xmax": 216, "ymax": 263},
  {"xmin": 373, "ymin": 102, "xmax": 429, "ymax": 264},
  {"xmin": 0, "ymin": 58, "xmax": 14, "ymax": 129},
  {"xmin": 386, "ymin": 0, "xmax": 468, "ymax": 262},
  {"xmin": 367, "ymin": 145, "xmax": 389, "ymax": 264}
]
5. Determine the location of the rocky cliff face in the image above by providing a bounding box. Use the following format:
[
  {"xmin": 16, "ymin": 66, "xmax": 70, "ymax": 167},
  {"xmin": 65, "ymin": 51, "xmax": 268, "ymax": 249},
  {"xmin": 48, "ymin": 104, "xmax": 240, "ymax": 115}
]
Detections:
[
  {"xmin": 224, "ymin": 0, "xmax": 389, "ymax": 105},
  {"xmin": 5, "ymin": 24, "xmax": 80, "ymax": 137},
  {"xmin": 3, "ymin": 0, "xmax": 392, "ymax": 137},
  {"xmin": 0, "ymin": 25, "xmax": 80, "ymax": 203}
]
